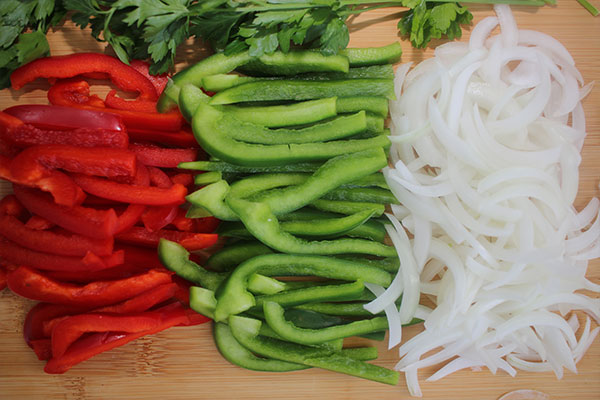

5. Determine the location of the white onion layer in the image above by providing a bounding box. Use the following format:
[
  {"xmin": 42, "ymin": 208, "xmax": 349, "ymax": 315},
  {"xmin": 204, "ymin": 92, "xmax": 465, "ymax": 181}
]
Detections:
[{"xmin": 377, "ymin": 5, "xmax": 600, "ymax": 396}]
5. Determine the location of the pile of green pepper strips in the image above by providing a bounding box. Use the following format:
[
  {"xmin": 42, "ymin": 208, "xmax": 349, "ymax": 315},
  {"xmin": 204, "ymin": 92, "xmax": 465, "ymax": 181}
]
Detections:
[{"xmin": 158, "ymin": 43, "xmax": 419, "ymax": 385}]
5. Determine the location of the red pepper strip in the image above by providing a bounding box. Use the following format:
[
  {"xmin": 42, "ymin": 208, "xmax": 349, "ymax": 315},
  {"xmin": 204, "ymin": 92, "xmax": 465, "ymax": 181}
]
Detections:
[
  {"xmin": 24, "ymin": 302, "xmax": 90, "ymax": 348},
  {"xmin": 43, "ymin": 303, "xmax": 188, "ymax": 374},
  {"xmin": 116, "ymin": 226, "xmax": 218, "ymax": 251},
  {"xmin": 115, "ymin": 204, "xmax": 147, "ymax": 235},
  {"xmin": 170, "ymin": 173, "xmax": 194, "ymax": 187},
  {"xmin": 142, "ymin": 206, "xmax": 179, "ymax": 232},
  {"xmin": 104, "ymin": 90, "xmax": 157, "ymax": 113},
  {"xmin": 30, "ymin": 339, "xmax": 53, "ymax": 360},
  {"xmin": 127, "ymin": 128, "xmax": 198, "ymax": 147},
  {"xmin": 0, "ymin": 267, "xmax": 6, "ymax": 291},
  {"xmin": 0, "ymin": 110, "xmax": 24, "ymax": 131},
  {"xmin": 7, "ymin": 266, "xmax": 173, "ymax": 307},
  {"xmin": 3, "ymin": 104, "xmax": 125, "ymax": 132},
  {"xmin": 11, "ymin": 53, "xmax": 157, "ymax": 101},
  {"xmin": 25, "ymin": 215, "xmax": 55, "ymax": 230},
  {"xmin": 0, "ymin": 214, "xmax": 113, "ymax": 256},
  {"xmin": 129, "ymin": 143, "xmax": 198, "ymax": 168},
  {"xmin": 47, "ymin": 80, "xmax": 183, "ymax": 132},
  {"xmin": 45, "ymin": 78, "xmax": 106, "ymax": 107},
  {"xmin": 0, "ymin": 238, "xmax": 123, "ymax": 271},
  {"xmin": 118, "ymin": 244, "xmax": 166, "ymax": 270},
  {"xmin": 13, "ymin": 186, "xmax": 118, "ymax": 239},
  {"xmin": 181, "ymin": 307, "xmax": 211, "ymax": 326},
  {"xmin": 10, "ymin": 145, "xmax": 137, "ymax": 183},
  {"xmin": 170, "ymin": 208, "xmax": 195, "ymax": 232},
  {"xmin": 51, "ymin": 312, "xmax": 164, "ymax": 358},
  {"xmin": 2, "ymin": 156, "xmax": 85, "ymax": 207},
  {"xmin": 5, "ymin": 124, "xmax": 129, "ymax": 149},
  {"xmin": 147, "ymin": 166, "xmax": 172, "ymax": 188},
  {"xmin": 44, "ymin": 263, "xmax": 149, "ymax": 284},
  {"xmin": 195, "ymin": 216, "xmax": 221, "ymax": 233},
  {"xmin": 72, "ymin": 173, "xmax": 187, "ymax": 206},
  {"xmin": 130, "ymin": 60, "xmax": 168, "ymax": 96},
  {"xmin": 43, "ymin": 282, "xmax": 178, "ymax": 336},
  {"xmin": 0, "ymin": 194, "xmax": 26, "ymax": 217}
]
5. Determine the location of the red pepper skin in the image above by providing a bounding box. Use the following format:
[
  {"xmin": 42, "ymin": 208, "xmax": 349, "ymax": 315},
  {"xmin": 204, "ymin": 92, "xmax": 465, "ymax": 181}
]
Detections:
[
  {"xmin": 72, "ymin": 174, "xmax": 187, "ymax": 206},
  {"xmin": 115, "ymin": 204, "xmax": 147, "ymax": 235},
  {"xmin": 7, "ymin": 266, "xmax": 173, "ymax": 307},
  {"xmin": 30, "ymin": 339, "xmax": 53, "ymax": 360},
  {"xmin": 0, "ymin": 214, "xmax": 113, "ymax": 256},
  {"xmin": 43, "ymin": 282, "xmax": 178, "ymax": 336},
  {"xmin": 13, "ymin": 186, "xmax": 118, "ymax": 239},
  {"xmin": 116, "ymin": 226, "xmax": 218, "ymax": 251},
  {"xmin": 129, "ymin": 143, "xmax": 197, "ymax": 168},
  {"xmin": 6, "ymin": 125, "xmax": 129, "ymax": 149},
  {"xmin": 0, "ymin": 194, "xmax": 26, "ymax": 218},
  {"xmin": 51, "ymin": 312, "xmax": 164, "ymax": 358},
  {"xmin": 104, "ymin": 90, "xmax": 158, "ymax": 113},
  {"xmin": 45, "ymin": 78, "xmax": 106, "ymax": 108},
  {"xmin": 10, "ymin": 144, "xmax": 137, "ymax": 183},
  {"xmin": 181, "ymin": 307, "xmax": 211, "ymax": 326},
  {"xmin": 195, "ymin": 216, "xmax": 221, "ymax": 233},
  {"xmin": 43, "ymin": 263, "xmax": 149, "ymax": 284},
  {"xmin": 147, "ymin": 166, "xmax": 172, "ymax": 188},
  {"xmin": 130, "ymin": 60, "xmax": 168, "ymax": 96},
  {"xmin": 118, "ymin": 244, "xmax": 166, "ymax": 270},
  {"xmin": 24, "ymin": 303, "xmax": 89, "ymax": 348},
  {"xmin": 11, "ymin": 53, "xmax": 157, "ymax": 101},
  {"xmin": 0, "ymin": 239, "xmax": 123, "ymax": 271},
  {"xmin": 170, "ymin": 208, "xmax": 195, "ymax": 232},
  {"xmin": 25, "ymin": 215, "xmax": 55, "ymax": 230},
  {"xmin": 3, "ymin": 104, "xmax": 126, "ymax": 133},
  {"xmin": 127, "ymin": 128, "xmax": 198, "ymax": 147},
  {"xmin": 2, "ymin": 156, "xmax": 85, "ymax": 207},
  {"xmin": 142, "ymin": 206, "xmax": 179, "ymax": 232},
  {"xmin": 0, "ymin": 267, "xmax": 6, "ymax": 291},
  {"xmin": 43, "ymin": 303, "xmax": 189, "ymax": 374}
]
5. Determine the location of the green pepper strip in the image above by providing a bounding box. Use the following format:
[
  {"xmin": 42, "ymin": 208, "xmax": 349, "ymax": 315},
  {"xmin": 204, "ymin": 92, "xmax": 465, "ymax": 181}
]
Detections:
[
  {"xmin": 157, "ymin": 50, "xmax": 255, "ymax": 112},
  {"xmin": 193, "ymin": 171, "xmax": 222, "ymax": 185},
  {"xmin": 226, "ymin": 197, "xmax": 397, "ymax": 257},
  {"xmin": 179, "ymin": 160, "xmax": 322, "ymax": 174},
  {"xmin": 192, "ymin": 103, "xmax": 390, "ymax": 167},
  {"xmin": 206, "ymin": 241, "xmax": 273, "ymax": 272},
  {"xmin": 214, "ymin": 322, "xmax": 309, "ymax": 372},
  {"xmin": 209, "ymin": 79, "xmax": 395, "ymax": 105},
  {"xmin": 220, "ymin": 97, "xmax": 338, "ymax": 128},
  {"xmin": 229, "ymin": 316, "xmax": 399, "ymax": 385},
  {"xmin": 158, "ymin": 239, "xmax": 284, "ymax": 295},
  {"xmin": 253, "ymin": 280, "xmax": 365, "ymax": 310},
  {"xmin": 336, "ymin": 97, "xmax": 389, "ymax": 118},
  {"xmin": 322, "ymin": 187, "xmax": 399, "ymax": 205},
  {"xmin": 222, "ymin": 111, "xmax": 367, "ymax": 145},
  {"xmin": 264, "ymin": 301, "xmax": 388, "ymax": 345},
  {"xmin": 214, "ymin": 253, "xmax": 391, "ymax": 321},
  {"xmin": 339, "ymin": 43, "xmax": 403, "ymax": 67},
  {"xmin": 178, "ymin": 83, "xmax": 210, "ymax": 122},
  {"xmin": 309, "ymin": 199, "xmax": 385, "ymax": 216},
  {"xmin": 294, "ymin": 302, "xmax": 379, "ymax": 317}
]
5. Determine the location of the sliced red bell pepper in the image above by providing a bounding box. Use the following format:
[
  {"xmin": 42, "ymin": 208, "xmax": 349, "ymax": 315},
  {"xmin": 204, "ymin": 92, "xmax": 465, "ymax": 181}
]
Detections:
[
  {"xmin": 7, "ymin": 266, "xmax": 173, "ymax": 307},
  {"xmin": 24, "ymin": 302, "xmax": 90, "ymax": 346},
  {"xmin": 4, "ymin": 125, "xmax": 129, "ymax": 149},
  {"xmin": 3, "ymin": 104, "xmax": 125, "ymax": 132},
  {"xmin": 13, "ymin": 186, "xmax": 118, "ymax": 239},
  {"xmin": 129, "ymin": 143, "xmax": 198, "ymax": 168},
  {"xmin": 72, "ymin": 173, "xmax": 187, "ymax": 206},
  {"xmin": 30, "ymin": 339, "xmax": 53, "ymax": 361},
  {"xmin": 47, "ymin": 79, "xmax": 183, "ymax": 132},
  {"xmin": 43, "ymin": 303, "xmax": 189, "ymax": 374},
  {"xmin": 181, "ymin": 307, "xmax": 211, "ymax": 326},
  {"xmin": 116, "ymin": 226, "xmax": 218, "ymax": 251},
  {"xmin": 194, "ymin": 216, "xmax": 221, "ymax": 233},
  {"xmin": 10, "ymin": 144, "xmax": 137, "ymax": 183},
  {"xmin": 130, "ymin": 60, "xmax": 168, "ymax": 96},
  {"xmin": 0, "ymin": 214, "xmax": 113, "ymax": 256},
  {"xmin": 51, "ymin": 312, "xmax": 165, "ymax": 358},
  {"xmin": 104, "ymin": 90, "xmax": 158, "ymax": 113},
  {"xmin": 0, "ymin": 267, "xmax": 7, "ymax": 291},
  {"xmin": 0, "ymin": 239, "xmax": 123, "ymax": 271},
  {"xmin": 0, "ymin": 194, "xmax": 26, "ymax": 217},
  {"xmin": 118, "ymin": 244, "xmax": 166, "ymax": 270},
  {"xmin": 43, "ymin": 283, "xmax": 178, "ymax": 336},
  {"xmin": 25, "ymin": 215, "xmax": 55, "ymax": 230},
  {"xmin": 142, "ymin": 206, "xmax": 179, "ymax": 232},
  {"xmin": 127, "ymin": 128, "xmax": 198, "ymax": 147},
  {"xmin": 43, "ymin": 263, "xmax": 148, "ymax": 284},
  {"xmin": 170, "ymin": 208, "xmax": 195, "ymax": 232},
  {"xmin": 170, "ymin": 173, "xmax": 194, "ymax": 187},
  {"xmin": 147, "ymin": 166, "xmax": 172, "ymax": 188},
  {"xmin": 11, "ymin": 53, "xmax": 157, "ymax": 101},
  {"xmin": 114, "ymin": 204, "xmax": 147, "ymax": 235},
  {"xmin": 2, "ymin": 156, "xmax": 85, "ymax": 207}
]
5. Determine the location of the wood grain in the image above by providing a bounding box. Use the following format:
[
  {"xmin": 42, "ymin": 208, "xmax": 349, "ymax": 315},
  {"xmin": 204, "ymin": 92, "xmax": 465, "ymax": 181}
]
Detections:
[{"xmin": 0, "ymin": 2, "xmax": 599, "ymax": 399}]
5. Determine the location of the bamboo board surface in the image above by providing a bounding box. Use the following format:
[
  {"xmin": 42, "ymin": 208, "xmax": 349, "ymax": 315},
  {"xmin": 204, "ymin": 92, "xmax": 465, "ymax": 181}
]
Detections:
[{"xmin": 0, "ymin": 2, "xmax": 599, "ymax": 399}]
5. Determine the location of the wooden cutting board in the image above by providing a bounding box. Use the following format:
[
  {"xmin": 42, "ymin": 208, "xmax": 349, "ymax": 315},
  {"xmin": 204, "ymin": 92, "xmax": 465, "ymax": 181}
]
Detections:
[{"xmin": 0, "ymin": 2, "xmax": 598, "ymax": 399}]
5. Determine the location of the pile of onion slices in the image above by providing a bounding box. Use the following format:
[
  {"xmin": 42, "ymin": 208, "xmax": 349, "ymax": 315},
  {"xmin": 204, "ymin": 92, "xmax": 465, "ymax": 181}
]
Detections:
[{"xmin": 367, "ymin": 5, "xmax": 600, "ymax": 396}]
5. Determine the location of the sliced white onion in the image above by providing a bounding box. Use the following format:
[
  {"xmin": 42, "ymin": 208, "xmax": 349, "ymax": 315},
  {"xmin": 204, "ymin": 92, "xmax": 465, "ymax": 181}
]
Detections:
[{"xmin": 380, "ymin": 5, "xmax": 599, "ymax": 397}]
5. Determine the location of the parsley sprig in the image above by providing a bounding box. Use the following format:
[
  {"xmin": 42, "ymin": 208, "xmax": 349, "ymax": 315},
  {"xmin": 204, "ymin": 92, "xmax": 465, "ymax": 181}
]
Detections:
[{"xmin": 1, "ymin": 0, "xmax": 555, "ymax": 88}]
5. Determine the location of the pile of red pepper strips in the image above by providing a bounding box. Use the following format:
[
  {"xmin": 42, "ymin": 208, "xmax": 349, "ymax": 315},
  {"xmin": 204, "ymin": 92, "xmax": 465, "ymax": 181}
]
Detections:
[{"xmin": 0, "ymin": 53, "xmax": 220, "ymax": 373}]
